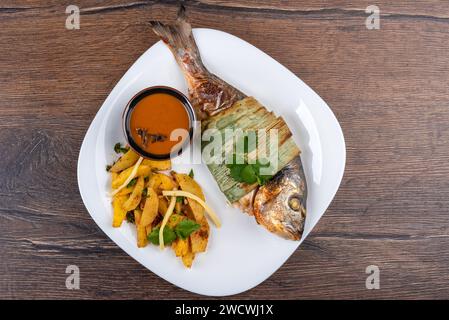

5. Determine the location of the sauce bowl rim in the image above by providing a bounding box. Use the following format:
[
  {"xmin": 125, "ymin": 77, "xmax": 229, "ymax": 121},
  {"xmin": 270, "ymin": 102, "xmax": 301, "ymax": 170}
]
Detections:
[{"xmin": 122, "ymin": 85, "xmax": 196, "ymax": 160}]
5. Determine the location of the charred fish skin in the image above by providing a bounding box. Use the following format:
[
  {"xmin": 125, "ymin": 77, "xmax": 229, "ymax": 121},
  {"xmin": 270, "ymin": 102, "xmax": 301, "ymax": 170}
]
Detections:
[
  {"xmin": 150, "ymin": 6, "xmax": 244, "ymax": 120},
  {"xmin": 253, "ymin": 156, "xmax": 307, "ymax": 240},
  {"xmin": 150, "ymin": 7, "xmax": 308, "ymax": 241}
]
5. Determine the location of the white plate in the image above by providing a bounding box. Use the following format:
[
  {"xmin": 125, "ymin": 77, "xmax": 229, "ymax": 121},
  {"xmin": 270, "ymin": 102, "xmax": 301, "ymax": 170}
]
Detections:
[{"xmin": 77, "ymin": 28, "xmax": 345, "ymax": 296}]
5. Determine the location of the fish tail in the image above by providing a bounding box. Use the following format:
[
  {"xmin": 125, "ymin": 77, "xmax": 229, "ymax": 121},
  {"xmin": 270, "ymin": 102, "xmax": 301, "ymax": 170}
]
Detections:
[
  {"xmin": 149, "ymin": 5, "xmax": 207, "ymax": 79},
  {"xmin": 150, "ymin": 5, "xmax": 245, "ymax": 118}
]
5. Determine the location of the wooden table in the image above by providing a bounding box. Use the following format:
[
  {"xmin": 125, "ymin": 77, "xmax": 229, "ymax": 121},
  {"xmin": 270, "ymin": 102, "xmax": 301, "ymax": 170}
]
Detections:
[{"xmin": 1, "ymin": 0, "xmax": 449, "ymax": 299}]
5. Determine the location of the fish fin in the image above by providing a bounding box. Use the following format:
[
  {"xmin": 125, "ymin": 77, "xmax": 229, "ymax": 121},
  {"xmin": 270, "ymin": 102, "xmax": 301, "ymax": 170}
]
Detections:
[{"xmin": 149, "ymin": 5, "xmax": 205, "ymax": 76}]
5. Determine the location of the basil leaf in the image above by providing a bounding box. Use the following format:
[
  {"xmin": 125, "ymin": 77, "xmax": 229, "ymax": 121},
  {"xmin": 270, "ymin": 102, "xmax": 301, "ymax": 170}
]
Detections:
[
  {"xmin": 147, "ymin": 226, "xmax": 177, "ymax": 245},
  {"xmin": 175, "ymin": 219, "xmax": 201, "ymax": 239}
]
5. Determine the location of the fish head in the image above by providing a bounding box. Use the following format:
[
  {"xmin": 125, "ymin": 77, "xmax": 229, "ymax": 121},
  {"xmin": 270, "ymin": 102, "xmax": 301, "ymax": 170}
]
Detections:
[{"xmin": 252, "ymin": 157, "xmax": 307, "ymax": 240}]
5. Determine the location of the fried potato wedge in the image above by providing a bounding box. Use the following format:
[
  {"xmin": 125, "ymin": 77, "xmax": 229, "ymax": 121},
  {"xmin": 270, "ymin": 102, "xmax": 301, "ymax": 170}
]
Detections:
[
  {"xmin": 148, "ymin": 173, "xmax": 176, "ymax": 194},
  {"xmin": 190, "ymin": 217, "xmax": 209, "ymax": 253},
  {"xmin": 158, "ymin": 196, "xmax": 169, "ymax": 216},
  {"xmin": 112, "ymin": 165, "xmax": 151, "ymax": 189},
  {"xmin": 147, "ymin": 174, "xmax": 162, "ymax": 191},
  {"xmin": 112, "ymin": 195, "xmax": 128, "ymax": 227},
  {"xmin": 175, "ymin": 201, "xmax": 182, "ymax": 214},
  {"xmin": 123, "ymin": 176, "xmax": 144, "ymax": 211},
  {"xmin": 140, "ymin": 188, "xmax": 159, "ymax": 227},
  {"xmin": 134, "ymin": 208, "xmax": 142, "ymax": 225},
  {"xmin": 108, "ymin": 158, "xmax": 210, "ymax": 267},
  {"xmin": 111, "ymin": 172, "xmax": 119, "ymax": 186},
  {"xmin": 182, "ymin": 252, "xmax": 195, "ymax": 268},
  {"xmin": 158, "ymin": 173, "xmax": 177, "ymax": 190},
  {"xmin": 109, "ymin": 149, "xmax": 140, "ymax": 173},
  {"xmin": 133, "ymin": 209, "xmax": 147, "ymax": 248},
  {"xmin": 137, "ymin": 224, "xmax": 148, "ymax": 248},
  {"xmin": 182, "ymin": 239, "xmax": 195, "ymax": 268},
  {"xmin": 142, "ymin": 159, "xmax": 171, "ymax": 171}
]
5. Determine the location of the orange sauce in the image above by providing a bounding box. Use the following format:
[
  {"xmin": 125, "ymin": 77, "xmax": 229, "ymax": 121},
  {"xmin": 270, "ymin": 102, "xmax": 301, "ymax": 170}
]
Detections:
[{"xmin": 130, "ymin": 93, "xmax": 190, "ymax": 155}]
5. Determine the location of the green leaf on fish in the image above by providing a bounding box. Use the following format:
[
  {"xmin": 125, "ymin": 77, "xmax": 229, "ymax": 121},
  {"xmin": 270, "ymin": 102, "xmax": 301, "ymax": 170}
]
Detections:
[{"xmin": 227, "ymin": 159, "xmax": 272, "ymax": 186}]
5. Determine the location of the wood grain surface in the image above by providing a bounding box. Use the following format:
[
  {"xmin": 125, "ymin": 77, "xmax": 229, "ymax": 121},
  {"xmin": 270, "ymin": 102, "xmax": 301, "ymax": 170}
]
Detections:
[{"xmin": 1, "ymin": 0, "xmax": 449, "ymax": 299}]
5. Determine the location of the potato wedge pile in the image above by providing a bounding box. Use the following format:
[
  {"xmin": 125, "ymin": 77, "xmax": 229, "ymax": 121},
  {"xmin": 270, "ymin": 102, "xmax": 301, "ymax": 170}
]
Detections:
[{"xmin": 108, "ymin": 144, "xmax": 215, "ymax": 268}]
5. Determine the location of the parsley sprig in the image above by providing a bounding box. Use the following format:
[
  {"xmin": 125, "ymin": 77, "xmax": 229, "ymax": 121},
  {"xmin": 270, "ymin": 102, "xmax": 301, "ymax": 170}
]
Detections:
[
  {"xmin": 227, "ymin": 158, "xmax": 273, "ymax": 185},
  {"xmin": 147, "ymin": 219, "xmax": 200, "ymax": 245}
]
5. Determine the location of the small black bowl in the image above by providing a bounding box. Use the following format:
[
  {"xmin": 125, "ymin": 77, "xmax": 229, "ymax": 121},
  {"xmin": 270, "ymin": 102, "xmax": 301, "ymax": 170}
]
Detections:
[{"xmin": 122, "ymin": 86, "xmax": 196, "ymax": 160}]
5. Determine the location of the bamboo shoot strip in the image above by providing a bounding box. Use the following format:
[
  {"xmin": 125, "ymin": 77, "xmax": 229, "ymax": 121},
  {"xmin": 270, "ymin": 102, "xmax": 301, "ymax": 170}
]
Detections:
[
  {"xmin": 162, "ymin": 190, "xmax": 221, "ymax": 228},
  {"xmin": 159, "ymin": 194, "xmax": 177, "ymax": 250}
]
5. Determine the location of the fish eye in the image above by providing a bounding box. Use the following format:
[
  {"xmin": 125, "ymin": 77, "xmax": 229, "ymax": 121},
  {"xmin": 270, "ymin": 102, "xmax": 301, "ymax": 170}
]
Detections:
[{"xmin": 288, "ymin": 195, "xmax": 302, "ymax": 211}]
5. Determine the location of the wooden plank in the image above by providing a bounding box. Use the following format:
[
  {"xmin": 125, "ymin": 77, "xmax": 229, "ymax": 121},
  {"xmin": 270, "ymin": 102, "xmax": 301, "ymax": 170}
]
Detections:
[{"xmin": 196, "ymin": 0, "xmax": 449, "ymax": 18}]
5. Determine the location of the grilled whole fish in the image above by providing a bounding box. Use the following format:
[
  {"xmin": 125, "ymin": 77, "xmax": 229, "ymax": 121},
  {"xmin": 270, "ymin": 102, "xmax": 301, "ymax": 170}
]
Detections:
[{"xmin": 150, "ymin": 7, "xmax": 307, "ymax": 240}]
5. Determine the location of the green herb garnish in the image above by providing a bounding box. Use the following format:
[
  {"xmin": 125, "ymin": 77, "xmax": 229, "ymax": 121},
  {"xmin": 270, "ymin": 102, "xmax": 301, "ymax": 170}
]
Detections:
[
  {"xmin": 146, "ymin": 219, "xmax": 200, "ymax": 245},
  {"xmin": 188, "ymin": 169, "xmax": 194, "ymax": 178},
  {"xmin": 126, "ymin": 211, "xmax": 135, "ymax": 223},
  {"xmin": 175, "ymin": 219, "xmax": 201, "ymax": 239},
  {"xmin": 114, "ymin": 142, "xmax": 129, "ymax": 154},
  {"xmin": 127, "ymin": 178, "xmax": 137, "ymax": 188},
  {"xmin": 147, "ymin": 226, "xmax": 177, "ymax": 245},
  {"xmin": 240, "ymin": 165, "xmax": 257, "ymax": 184},
  {"xmin": 176, "ymin": 196, "xmax": 184, "ymax": 203},
  {"xmin": 226, "ymin": 135, "xmax": 272, "ymax": 185},
  {"xmin": 227, "ymin": 159, "xmax": 273, "ymax": 186},
  {"xmin": 141, "ymin": 187, "xmax": 148, "ymax": 197}
]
